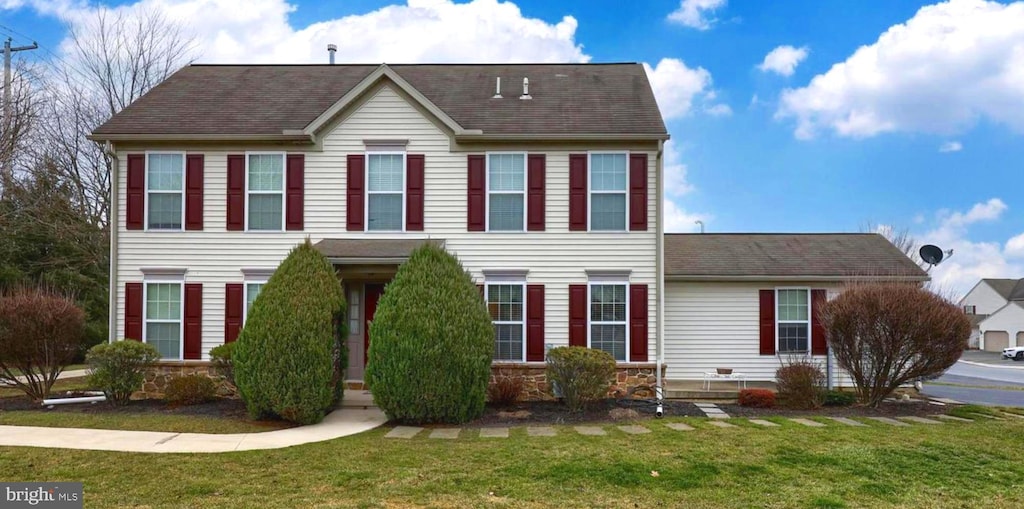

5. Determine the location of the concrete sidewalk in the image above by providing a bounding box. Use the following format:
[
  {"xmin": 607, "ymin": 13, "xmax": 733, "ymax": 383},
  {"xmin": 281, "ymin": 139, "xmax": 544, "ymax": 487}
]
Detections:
[
  {"xmin": 0, "ymin": 408, "xmax": 387, "ymax": 453},
  {"xmin": 1, "ymin": 369, "xmax": 90, "ymax": 387}
]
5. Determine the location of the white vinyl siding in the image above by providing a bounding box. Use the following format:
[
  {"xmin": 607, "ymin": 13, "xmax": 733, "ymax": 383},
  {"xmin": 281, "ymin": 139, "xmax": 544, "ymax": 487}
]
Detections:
[
  {"xmin": 776, "ymin": 288, "xmax": 809, "ymax": 354},
  {"xmin": 113, "ymin": 85, "xmax": 658, "ymax": 360},
  {"xmin": 146, "ymin": 153, "xmax": 184, "ymax": 230},
  {"xmin": 589, "ymin": 153, "xmax": 627, "ymax": 231},
  {"xmin": 589, "ymin": 283, "xmax": 628, "ymax": 361},
  {"xmin": 247, "ymin": 153, "xmax": 285, "ymax": 231},
  {"xmin": 145, "ymin": 282, "xmax": 183, "ymax": 360},
  {"xmin": 487, "ymin": 153, "xmax": 526, "ymax": 231},
  {"xmin": 487, "ymin": 283, "xmax": 525, "ymax": 362}
]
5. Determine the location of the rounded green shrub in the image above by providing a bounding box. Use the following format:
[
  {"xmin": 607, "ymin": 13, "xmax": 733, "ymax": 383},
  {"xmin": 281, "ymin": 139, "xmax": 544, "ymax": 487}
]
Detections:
[
  {"xmin": 164, "ymin": 374, "xmax": 217, "ymax": 406},
  {"xmin": 365, "ymin": 244, "xmax": 493, "ymax": 424},
  {"xmin": 209, "ymin": 342, "xmax": 235, "ymax": 386},
  {"xmin": 545, "ymin": 346, "xmax": 615, "ymax": 412},
  {"xmin": 86, "ymin": 340, "xmax": 160, "ymax": 405},
  {"xmin": 232, "ymin": 239, "xmax": 347, "ymax": 425}
]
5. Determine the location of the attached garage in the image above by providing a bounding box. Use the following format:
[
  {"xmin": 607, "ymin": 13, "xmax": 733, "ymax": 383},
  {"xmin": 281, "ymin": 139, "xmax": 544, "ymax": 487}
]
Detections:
[
  {"xmin": 983, "ymin": 331, "xmax": 1010, "ymax": 352},
  {"xmin": 978, "ymin": 302, "xmax": 1024, "ymax": 351}
]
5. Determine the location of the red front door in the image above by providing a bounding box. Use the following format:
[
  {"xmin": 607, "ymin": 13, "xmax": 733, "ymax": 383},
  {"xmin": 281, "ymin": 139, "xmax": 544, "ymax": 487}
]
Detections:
[{"xmin": 363, "ymin": 284, "xmax": 385, "ymax": 367}]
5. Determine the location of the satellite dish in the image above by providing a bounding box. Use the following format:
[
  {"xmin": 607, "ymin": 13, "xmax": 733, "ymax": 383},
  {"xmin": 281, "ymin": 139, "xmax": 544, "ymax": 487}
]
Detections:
[{"xmin": 919, "ymin": 245, "xmax": 945, "ymax": 266}]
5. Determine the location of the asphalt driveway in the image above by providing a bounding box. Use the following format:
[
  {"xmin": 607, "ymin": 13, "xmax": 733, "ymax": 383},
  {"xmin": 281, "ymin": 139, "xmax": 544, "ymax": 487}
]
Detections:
[{"xmin": 922, "ymin": 351, "xmax": 1024, "ymax": 407}]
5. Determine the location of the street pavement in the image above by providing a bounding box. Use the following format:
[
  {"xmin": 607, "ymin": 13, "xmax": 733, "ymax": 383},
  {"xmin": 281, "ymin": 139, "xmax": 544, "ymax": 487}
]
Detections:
[{"xmin": 922, "ymin": 351, "xmax": 1024, "ymax": 407}]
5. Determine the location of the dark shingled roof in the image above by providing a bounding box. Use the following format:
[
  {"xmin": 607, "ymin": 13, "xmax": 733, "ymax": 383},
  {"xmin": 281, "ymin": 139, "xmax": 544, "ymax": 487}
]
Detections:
[
  {"xmin": 982, "ymin": 278, "xmax": 1024, "ymax": 300},
  {"xmin": 665, "ymin": 233, "xmax": 928, "ymax": 279},
  {"xmin": 93, "ymin": 63, "xmax": 667, "ymax": 137},
  {"xmin": 313, "ymin": 238, "xmax": 442, "ymax": 260}
]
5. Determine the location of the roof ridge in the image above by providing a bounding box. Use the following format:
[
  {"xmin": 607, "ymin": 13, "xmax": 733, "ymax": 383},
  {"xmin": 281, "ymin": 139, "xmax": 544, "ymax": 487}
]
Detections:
[
  {"xmin": 187, "ymin": 62, "xmax": 639, "ymax": 67},
  {"xmin": 663, "ymin": 232, "xmax": 881, "ymax": 236}
]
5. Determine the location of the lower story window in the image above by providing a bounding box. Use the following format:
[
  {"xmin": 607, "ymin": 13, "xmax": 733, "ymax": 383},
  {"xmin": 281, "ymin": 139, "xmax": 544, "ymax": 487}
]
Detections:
[
  {"xmin": 590, "ymin": 283, "xmax": 627, "ymax": 361},
  {"xmin": 145, "ymin": 282, "xmax": 182, "ymax": 359},
  {"xmin": 488, "ymin": 283, "xmax": 524, "ymax": 361},
  {"xmin": 777, "ymin": 288, "xmax": 809, "ymax": 353},
  {"xmin": 244, "ymin": 282, "xmax": 265, "ymax": 324}
]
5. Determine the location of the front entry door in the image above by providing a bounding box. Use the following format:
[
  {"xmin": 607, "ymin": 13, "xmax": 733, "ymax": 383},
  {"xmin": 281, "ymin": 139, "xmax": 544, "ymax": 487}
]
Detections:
[{"xmin": 363, "ymin": 284, "xmax": 386, "ymax": 367}]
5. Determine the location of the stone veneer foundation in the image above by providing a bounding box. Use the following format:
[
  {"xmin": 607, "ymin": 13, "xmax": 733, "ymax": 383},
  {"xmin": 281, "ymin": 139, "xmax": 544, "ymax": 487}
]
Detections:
[{"xmin": 138, "ymin": 361, "xmax": 233, "ymax": 399}]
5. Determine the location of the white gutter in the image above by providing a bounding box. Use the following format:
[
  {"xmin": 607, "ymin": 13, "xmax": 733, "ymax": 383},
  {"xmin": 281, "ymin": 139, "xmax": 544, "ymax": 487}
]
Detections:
[
  {"xmin": 106, "ymin": 142, "xmax": 118, "ymax": 343},
  {"xmin": 655, "ymin": 138, "xmax": 665, "ymax": 414}
]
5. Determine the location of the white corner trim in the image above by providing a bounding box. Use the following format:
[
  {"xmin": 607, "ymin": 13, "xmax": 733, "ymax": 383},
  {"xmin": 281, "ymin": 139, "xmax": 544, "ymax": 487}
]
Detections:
[
  {"xmin": 586, "ymin": 269, "xmax": 632, "ymax": 281},
  {"xmin": 241, "ymin": 267, "xmax": 276, "ymax": 281},
  {"xmin": 140, "ymin": 267, "xmax": 188, "ymax": 281}
]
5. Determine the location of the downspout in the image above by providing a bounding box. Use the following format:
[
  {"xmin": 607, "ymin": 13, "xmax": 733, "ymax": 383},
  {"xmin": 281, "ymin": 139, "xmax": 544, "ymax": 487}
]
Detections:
[
  {"xmin": 105, "ymin": 141, "xmax": 118, "ymax": 343},
  {"xmin": 655, "ymin": 139, "xmax": 665, "ymax": 416}
]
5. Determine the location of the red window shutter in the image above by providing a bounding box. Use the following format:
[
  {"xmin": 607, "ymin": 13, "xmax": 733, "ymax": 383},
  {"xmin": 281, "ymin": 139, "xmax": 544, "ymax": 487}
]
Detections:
[
  {"xmin": 527, "ymin": 154, "xmax": 546, "ymax": 231},
  {"xmin": 226, "ymin": 155, "xmax": 245, "ymax": 231},
  {"xmin": 285, "ymin": 154, "xmax": 304, "ymax": 231},
  {"xmin": 759, "ymin": 290, "xmax": 776, "ymax": 356},
  {"xmin": 526, "ymin": 284, "xmax": 545, "ymax": 361},
  {"xmin": 184, "ymin": 283, "xmax": 203, "ymax": 360},
  {"xmin": 629, "ymin": 153, "xmax": 648, "ymax": 231},
  {"xmin": 629, "ymin": 284, "xmax": 648, "ymax": 362},
  {"xmin": 467, "ymin": 155, "xmax": 486, "ymax": 231},
  {"xmin": 811, "ymin": 289, "xmax": 828, "ymax": 355},
  {"xmin": 568, "ymin": 284, "xmax": 587, "ymax": 347},
  {"xmin": 406, "ymin": 154, "xmax": 425, "ymax": 231},
  {"xmin": 346, "ymin": 154, "xmax": 365, "ymax": 231},
  {"xmin": 185, "ymin": 154, "xmax": 204, "ymax": 230},
  {"xmin": 568, "ymin": 154, "xmax": 587, "ymax": 231},
  {"xmin": 126, "ymin": 154, "xmax": 145, "ymax": 230},
  {"xmin": 224, "ymin": 284, "xmax": 244, "ymax": 343},
  {"xmin": 124, "ymin": 282, "xmax": 143, "ymax": 341}
]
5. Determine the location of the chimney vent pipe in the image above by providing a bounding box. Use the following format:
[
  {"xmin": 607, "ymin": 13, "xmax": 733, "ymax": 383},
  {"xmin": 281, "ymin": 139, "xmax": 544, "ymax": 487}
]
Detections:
[{"xmin": 327, "ymin": 44, "xmax": 337, "ymax": 65}]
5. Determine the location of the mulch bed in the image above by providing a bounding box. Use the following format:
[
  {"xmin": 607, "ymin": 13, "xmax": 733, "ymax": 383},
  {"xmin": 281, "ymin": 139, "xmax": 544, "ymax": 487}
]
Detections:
[
  {"xmin": 465, "ymin": 398, "xmax": 705, "ymax": 428},
  {"xmin": 720, "ymin": 399, "xmax": 956, "ymax": 418}
]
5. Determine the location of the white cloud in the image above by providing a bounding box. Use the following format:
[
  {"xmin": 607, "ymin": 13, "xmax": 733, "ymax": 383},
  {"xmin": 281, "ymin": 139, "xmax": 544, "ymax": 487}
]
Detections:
[
  {"xmin": 1004, "ymin": 232, "xmax": 1024, "ymax": 258},
  {"xmin": 777, "ymin": 0, "xmax": 1024, "ymax": 139},
  {"xmin": 757, "ymin": 45, "xmax": 808, "ymax": 77},
  {"xmin": 667, "ymin": 0, "xmax": 726, "ymax": 30},
  {"xmin": 663, "ymin": 140, "xmax": 694, "ymax": 196},
  {"xmin": 939, "ymin": 140, "xmax": 963, "ymax": 152},
  {"xmin": 643, "ymin": 58, "xmax": 727, "ymax": 120},
  {"xmin": 703, "ymin": 103, "xmax": 732, "ymax": 117},
  {"xmin": 665, "ymin": 199, "xmax": 710, "ymax": 233}
]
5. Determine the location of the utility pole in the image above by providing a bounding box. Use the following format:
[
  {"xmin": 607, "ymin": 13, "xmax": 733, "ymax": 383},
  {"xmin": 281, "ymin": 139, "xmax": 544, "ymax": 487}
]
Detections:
[{"xmin": 2, "ymin": 36, "xmax": 38, "ymax": 183}]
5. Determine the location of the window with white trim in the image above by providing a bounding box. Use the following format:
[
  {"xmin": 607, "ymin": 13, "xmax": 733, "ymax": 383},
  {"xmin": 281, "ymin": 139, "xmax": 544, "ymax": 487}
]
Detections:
[
  {"xmin": 243, "ymin": 282, "xmax": 266, "ymax": 324},
  {"xmin": 487, "ymin": 153, "xmax": 525, "ymax": 231},
  {"xmin": 146, "ymin": 153, "xmax": 184, "ymax": 230},
  {"xmin": 247, "ymin": 153, "xmax": 285, "ymax": 231},
  {"xmin": 777, "ymin": 289, "xmax": 810, "ymax": 353},
  {"xmin": 487, "ymin": 283, "xmax": 525, "ymax": 362},
  {"xmin": 367, "ymin": 153, "xmax": 405, "ymax": 231},
  {"xmin": 590, "ymin": 283, "xmax": 627, "ymax": 361},
  {"xmin": 589, "ymin": 153, "xmax": 627, "ymax": 231},
  {"xmin": 145, "ymin": 282, "xmax": 183, "ymax": 360}
]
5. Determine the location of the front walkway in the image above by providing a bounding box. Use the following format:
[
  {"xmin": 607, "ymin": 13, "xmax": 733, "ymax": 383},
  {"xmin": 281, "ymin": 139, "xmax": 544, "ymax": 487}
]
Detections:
[
  {"xmin": 0, "ymin": 408, "xmax": 387, "ymax": 453},
  {"xmin": 1, "ymin": 369, "xmax": 90, "ymax": 387}
]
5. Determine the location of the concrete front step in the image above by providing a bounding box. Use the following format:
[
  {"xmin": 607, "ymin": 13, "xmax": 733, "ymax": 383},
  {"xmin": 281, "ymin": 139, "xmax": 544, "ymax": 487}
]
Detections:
[{"xmin": 665, "ymin": 390, "xmax": 741, "ymax": 400}]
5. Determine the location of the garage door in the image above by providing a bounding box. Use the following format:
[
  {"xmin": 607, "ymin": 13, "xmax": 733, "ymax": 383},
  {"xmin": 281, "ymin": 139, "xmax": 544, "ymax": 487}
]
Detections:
[{"xmin": 984, "ymin": 331, "xmax": 1009, "ymax": 352}]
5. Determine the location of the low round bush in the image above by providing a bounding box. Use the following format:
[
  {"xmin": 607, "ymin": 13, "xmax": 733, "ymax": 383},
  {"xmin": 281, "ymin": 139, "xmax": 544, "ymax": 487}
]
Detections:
[
  {"xmin": 209, "ymin": 342, "xmax": 235, "ymax": 386},
  {"xmin": 233, "ymin": 240, "xmax": 347, "ymax": 425},
  {"xmin": 738, "ymin": 388, "xmax": 776, "ymax": 408},
  {"xmin": 546, "ymin": 346, "xmax": 616, "ymax": 412},
  {"xmin": 164, "ymin": 374, "xmax": 217, "ymax": 406},
  {"xmin": 86, "ymin": 341, "xmax": 160, "ymax": 405},
  {"xmin": 824, "ymin": 389, "xmax": 857, "ymax": 407},
  {"xmin": 365, "ymin": 244, "xmax": 493, "ymax": 424}
]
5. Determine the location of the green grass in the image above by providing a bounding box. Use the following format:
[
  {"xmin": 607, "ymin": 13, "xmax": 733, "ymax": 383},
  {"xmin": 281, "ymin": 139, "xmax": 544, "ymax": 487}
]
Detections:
[
  {"xmin": 0, "ymin": 376, "xmax": 92, "ymax": 398},
  {"xmin": 0, "ymin": 411, "xmax": 290, "ymax": 434},
  {"xmin": 0, "ymin": 415, "xmax": 1022, "ymax": 508}
]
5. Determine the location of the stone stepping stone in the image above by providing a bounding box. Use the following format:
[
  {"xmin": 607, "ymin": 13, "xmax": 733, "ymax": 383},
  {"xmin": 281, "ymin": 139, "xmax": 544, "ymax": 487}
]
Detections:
[
  {"xmin": 479, "ymin": 427, "xmax": 509, "ymax": 438},
  {"xmin": 617, "ymin": 425, "xmax": 651, "ymax": 435},
  {"xmin": 930, "ymin": 397, "xmax": 963, "ymax": 405},
  {"xmin": 899, "ymin": 416, "xmax": 943, "ymax": 425},
  {"xmin": 385, "ymin": 426, "xmax": 423, "ymax": 439},
  {"xmin": 968, "ymin": 412, "xmax": 1003, "ymax": 420},
  {"xmin": 866, "ymin": 417, "xmax": 910, "ymax": 427},
  {"xmin": 527, "ymin": 426, "xmax": 556, "ymax": 437},
  {"xmin": 706, "ymin": 420, "xmax": 737, "ymax": 428},
  {"xmin": 790, "ymin": 418, "xmax": 826, "ymax": 427},
  {"xmin": 429, "ymin": 428, "xmax": 461, "ymax": 439},
  {"xmin": 574, "ymin": 426, "xmax": 607, "ymax": 436},
  {"xmin": 748, "ymin": 419, "xmax": 779, "ymax": 427},
  {"xmin": 999, "ymin": 412, "xmax": 1024, "ymax": 419},
  {"xmin": 693, "ymin": 403, "xmax": 717, "ymax": 408},
  {"xmin": 827, "ymin": 417, "xmax": 866, "ymax": 427},
  {"xmin": 666, "ymin": 422, "xmax": 694, "ymax": 431},
  {"xmin": 934, "ymin": 414, "xmax": 973, "ymax": 423}
]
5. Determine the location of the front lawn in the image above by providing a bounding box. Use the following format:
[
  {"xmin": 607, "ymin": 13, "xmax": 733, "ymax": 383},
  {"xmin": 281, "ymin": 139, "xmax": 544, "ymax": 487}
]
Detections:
[{"xmin": 1, "ymin": 416, "xmax": 1022, "ymax": 508}]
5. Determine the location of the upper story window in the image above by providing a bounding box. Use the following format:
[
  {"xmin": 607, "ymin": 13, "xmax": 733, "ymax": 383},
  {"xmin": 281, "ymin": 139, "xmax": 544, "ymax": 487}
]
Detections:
[
  {"xmin": 487, "ymin": 153, "xmax": 525, "ymax": 231},
  {"xmin": 777, "ymin": 289, "xmax": 810, "ymax": 353},
  {"xmin": 146, "ymin": 153, "xmax": 184, "ymax": 230},
  {"xmin": 589, "ymin": 153, "xmax": 627, "ymax": 231},
  {"xmin": 145, "ymin": 281, "xmax": 183, "ymax": 360},
  {"xmin": 487, "ymin": 282, "xmax": 525, "ymax": 362},
  {"xmin": 247, "ymin": 153, "xmax": 285, "ymax": 231},
  {"xmin": 367, "ymin": 153, "xmax": 405, "ymax": 231},
  {"xmin": 590, "ymin": 283, "xmax": 628, "ymax": 361}
]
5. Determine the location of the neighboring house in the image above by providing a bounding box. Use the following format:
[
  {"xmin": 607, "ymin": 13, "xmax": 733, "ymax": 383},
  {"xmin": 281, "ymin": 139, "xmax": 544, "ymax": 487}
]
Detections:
[
  {"xmin": 90, "ymin": 63, "xmax": 668, "ymax": 393},
  {"xmin": 663, "ymin": 233, "xmax": 928, "ymax": 385},
  {"xmin": 960, "ymin": 278, "xmax": 1024, "ymax": 351}
]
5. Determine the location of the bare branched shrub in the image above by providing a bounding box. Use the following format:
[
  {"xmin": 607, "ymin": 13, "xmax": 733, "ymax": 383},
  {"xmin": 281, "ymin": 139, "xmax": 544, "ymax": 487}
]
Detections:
[
  {"xmin": 822, "ymin": 283, "xmax": 969, "ymax": 407},
  {"xmin": 0, "ymin": 286, "xmax": 85, "ymax": 400},
  {"xmin": 487, "ymin": 371, "xmax": 525, "ymax": 407},
  {"xmin": 775, "ymin": 356, "xmax": 826, "ymax": 409}
]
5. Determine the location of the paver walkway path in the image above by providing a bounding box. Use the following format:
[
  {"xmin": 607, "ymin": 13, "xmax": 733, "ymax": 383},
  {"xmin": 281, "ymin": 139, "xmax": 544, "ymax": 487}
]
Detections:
[
  {"xmin": 0, "ymin": 408, "xmax": 387, "ymax": 453},
  {"xmin": 694, "ymin": 403, "xmax": 730, "ymax": 419}
]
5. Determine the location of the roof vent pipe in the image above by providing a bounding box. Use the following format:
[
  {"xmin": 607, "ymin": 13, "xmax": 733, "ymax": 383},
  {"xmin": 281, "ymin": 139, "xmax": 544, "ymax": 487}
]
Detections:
[
  {"xmin": 520, "ymin": 77, "xmax": 532, "ymax": 100},
  {"xmin": 327, "ymin": 44, "xmax": 337, "ymax": 65},
  {"xmin": 492, "ymin": 77, "xmax": 502, "ymax": 98}
]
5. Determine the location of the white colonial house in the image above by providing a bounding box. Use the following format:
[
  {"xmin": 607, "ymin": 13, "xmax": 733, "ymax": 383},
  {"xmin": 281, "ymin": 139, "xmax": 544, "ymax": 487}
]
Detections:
[{"xmin": 960, "ymin": 278, "xmax": 1024, "ymax": 351}]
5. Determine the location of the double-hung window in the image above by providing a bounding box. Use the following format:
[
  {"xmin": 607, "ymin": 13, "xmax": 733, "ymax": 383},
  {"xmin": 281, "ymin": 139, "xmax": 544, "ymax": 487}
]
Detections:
[
  {"xmin": 777, "ymin": 289, "xmax": 810, "ymax": 353},
  {"xmin": 487, "ymin": 153, "xmax": 525, "ymax": 231},
  {"xmin": 146, "ymin": 153, "xmax": 185, "ymax": 230},
  {"xmin": 589, "ymin": 153, "xmax": 627, "ymax": 231},
  {"xmin": 243, "ymin": 282, "xmax": 266, "ymax": 324},
  {"xmin": 590, "ymin": 283, "xmax": 628, "ymax": 361},
  {"xmin": 487, "ymin": 283, "xmax": 525, "ymax": 362},
  {"xmin": 145, "ymin": 282, "xmax": 183, "ymax": 360},
  {"xmin": 367, "ymin": 153, "xmax": 405, "ymax": 231},
  {"xmin": 247, "ymin": 153, "xmax": 285, "ymax": 231}
]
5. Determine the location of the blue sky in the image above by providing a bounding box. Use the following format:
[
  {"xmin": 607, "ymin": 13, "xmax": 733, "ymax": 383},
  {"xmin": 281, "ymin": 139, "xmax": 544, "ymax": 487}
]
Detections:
[{"xmin": 2, "ymin": 0, "xmax": 1023, "ymax": 295}]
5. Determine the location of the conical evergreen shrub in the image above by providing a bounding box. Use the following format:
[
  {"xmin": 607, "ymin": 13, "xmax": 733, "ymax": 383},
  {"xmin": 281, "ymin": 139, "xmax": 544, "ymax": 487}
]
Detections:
[
  {"xmin": 365, "ymin": 244, "xmax": 493, "ymax": 424},
  {"xmin": 233, "ymin": 239, "xmax": 346, "ymax": 424}
]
